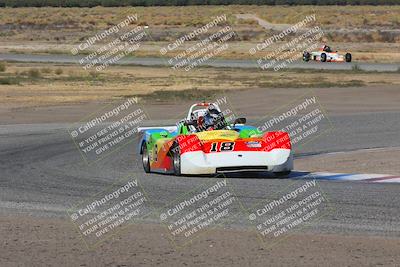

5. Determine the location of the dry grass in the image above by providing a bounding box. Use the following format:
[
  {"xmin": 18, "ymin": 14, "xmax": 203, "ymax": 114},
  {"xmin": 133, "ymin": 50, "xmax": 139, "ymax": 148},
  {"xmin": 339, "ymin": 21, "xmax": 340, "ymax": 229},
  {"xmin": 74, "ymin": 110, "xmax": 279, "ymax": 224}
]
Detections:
[
  {"xmin": 0, "ymin": 61, "xmax": 6, "ymax": 72},
  {"xmin": 0, "ymin": 6, "xmax": 399, "ymax": 63},
  {"xmin": 0, "ymin": 6, "xmax": 399, "ymax": 44},
  {"xmin": 244, "ymin": 6, "xmax": 400, "ymax": 28},
  {"xmin": 0, "ymin": 62, "xmax": 399, "ymax": 108},
  {"xmin": 1, "ymin": 6, "xmax": 399, "ymax": 29}
]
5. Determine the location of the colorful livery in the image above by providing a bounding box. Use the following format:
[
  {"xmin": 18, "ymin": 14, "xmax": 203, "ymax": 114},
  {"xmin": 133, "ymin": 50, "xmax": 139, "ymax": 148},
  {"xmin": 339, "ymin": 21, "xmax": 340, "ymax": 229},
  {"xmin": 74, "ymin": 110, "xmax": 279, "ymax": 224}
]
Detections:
[{"xmin": 138, "ymin": 103, "xmax": 293, "ymax": 176}]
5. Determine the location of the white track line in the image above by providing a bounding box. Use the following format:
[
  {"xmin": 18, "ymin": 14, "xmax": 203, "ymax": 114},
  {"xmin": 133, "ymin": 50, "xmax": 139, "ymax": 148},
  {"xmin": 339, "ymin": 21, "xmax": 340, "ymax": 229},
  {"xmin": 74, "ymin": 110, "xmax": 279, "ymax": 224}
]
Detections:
[{"xmin": 293, "ymin": 171, "xmax": 400, "ymax": 183}]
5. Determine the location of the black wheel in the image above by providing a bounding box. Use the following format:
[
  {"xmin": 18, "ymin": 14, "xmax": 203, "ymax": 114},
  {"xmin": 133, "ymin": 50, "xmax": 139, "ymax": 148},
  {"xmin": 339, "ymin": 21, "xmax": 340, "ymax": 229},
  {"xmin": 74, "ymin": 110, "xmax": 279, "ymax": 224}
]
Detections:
[
  {"xmin": 303, "ymin": 51, "xmax": 310, "ymax": 62},
  {"xmin": 172, "ymin": 145, "xmax": 181, "ymax": 176},
  {"xmin": 141, "ymin": 142, "xmax": 150, "ymax": 173},
  {"xmin": 273, "ymin": 171, "xmax": 291, "ymax": 178},
  {"xmin": 345, "ymin": 53, "xmax": 352, "ymax": 62},
  {"xmin": 320, "ymin": 53, "xmax": 327, "ymax": 62}
]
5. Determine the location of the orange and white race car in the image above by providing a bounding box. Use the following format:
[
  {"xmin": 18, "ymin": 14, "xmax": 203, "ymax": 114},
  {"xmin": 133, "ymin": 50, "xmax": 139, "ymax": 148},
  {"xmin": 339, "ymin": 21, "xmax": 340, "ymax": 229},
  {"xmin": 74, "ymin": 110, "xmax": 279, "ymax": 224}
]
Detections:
[{"xmin": 303, "ymin": 45, "xmax": 352, "ymax": 63}]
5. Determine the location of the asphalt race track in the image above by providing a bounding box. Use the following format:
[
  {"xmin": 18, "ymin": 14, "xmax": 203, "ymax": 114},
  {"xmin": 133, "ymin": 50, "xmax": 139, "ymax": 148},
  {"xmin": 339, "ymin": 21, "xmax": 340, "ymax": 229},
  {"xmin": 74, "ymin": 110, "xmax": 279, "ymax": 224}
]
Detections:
[
  {"xmin": 2, "ymin": 4, "xmax": 400, "ymax": 265},
  {"xmin": 1, "ymin": 53, "xmax": 400, "ymax": 71},
  {"xmin": 1, "ymin": 111, "xmax": 400, "ymax": 237}
]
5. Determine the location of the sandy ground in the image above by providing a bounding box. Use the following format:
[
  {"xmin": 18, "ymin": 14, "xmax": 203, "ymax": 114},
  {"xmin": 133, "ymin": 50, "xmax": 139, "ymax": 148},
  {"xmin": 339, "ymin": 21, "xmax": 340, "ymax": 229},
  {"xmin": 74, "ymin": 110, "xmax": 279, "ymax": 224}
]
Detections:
[{"xmin": 1, "ymin": 215, "xmax": 399, "ymax": 267}]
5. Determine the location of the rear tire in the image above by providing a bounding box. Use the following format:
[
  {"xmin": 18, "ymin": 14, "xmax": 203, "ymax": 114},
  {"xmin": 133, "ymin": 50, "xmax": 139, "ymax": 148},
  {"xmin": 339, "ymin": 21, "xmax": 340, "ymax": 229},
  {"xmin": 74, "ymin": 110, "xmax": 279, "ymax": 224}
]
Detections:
[
  {"xmin": 321, "ymin": 53, "xmax": 327, "ymax": 62},
  {"xmin": 345, "ymin": 53, "xmax": 352, "ymax": 62},
  {"xmin": 172, "ymin": 145, "xmax": 181, "ymax": 176},
  {"xmin": 142, "ymin": 142, "xmax": 150, "ymax": 173}
]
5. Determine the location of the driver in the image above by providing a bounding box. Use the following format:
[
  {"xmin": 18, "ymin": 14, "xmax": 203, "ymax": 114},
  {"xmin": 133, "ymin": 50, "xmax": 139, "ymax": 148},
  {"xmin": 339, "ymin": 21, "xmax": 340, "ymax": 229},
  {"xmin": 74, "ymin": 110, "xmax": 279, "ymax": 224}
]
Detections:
[
  {"xmin": 198, "ymin": 104, "xmax": 226, "ymax": 131},
  {"xmin": 322, "ymin": 45, "xmax": 332, "ymax": 52}
]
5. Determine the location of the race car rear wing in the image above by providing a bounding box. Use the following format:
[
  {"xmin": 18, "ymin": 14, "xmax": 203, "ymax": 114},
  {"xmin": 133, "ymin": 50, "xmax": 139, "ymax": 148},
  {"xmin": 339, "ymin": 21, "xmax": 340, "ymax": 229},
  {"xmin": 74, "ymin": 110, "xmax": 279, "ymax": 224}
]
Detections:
[{"xmin": 137, "ymin": 126, "xmax": 178, "ymax": 133}]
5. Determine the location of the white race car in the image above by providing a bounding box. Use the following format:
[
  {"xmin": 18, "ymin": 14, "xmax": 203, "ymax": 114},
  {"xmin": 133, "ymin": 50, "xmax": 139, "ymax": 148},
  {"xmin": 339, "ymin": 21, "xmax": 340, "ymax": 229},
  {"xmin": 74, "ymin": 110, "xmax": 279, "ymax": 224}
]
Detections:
[{"xmin": 303, "ymin": 45, "xmax": 352, "ymax": 63}]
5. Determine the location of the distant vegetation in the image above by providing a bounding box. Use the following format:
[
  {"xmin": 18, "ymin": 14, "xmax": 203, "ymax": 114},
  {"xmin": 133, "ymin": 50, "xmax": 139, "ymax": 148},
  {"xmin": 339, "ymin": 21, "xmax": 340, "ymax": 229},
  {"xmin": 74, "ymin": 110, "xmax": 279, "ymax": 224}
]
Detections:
[
  {"xmin": 0, "ymin": 62, "xmax": 6, "ymax": 72},
  {"xmin": 0, "ymin": 0, "xmax": 398, "ymax": 7}
]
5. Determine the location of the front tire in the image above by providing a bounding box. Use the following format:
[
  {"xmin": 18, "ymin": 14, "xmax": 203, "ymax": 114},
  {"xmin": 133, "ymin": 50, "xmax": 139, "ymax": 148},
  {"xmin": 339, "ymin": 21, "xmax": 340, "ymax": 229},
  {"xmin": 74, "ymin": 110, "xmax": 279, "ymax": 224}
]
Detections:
[
  {"xmin": 172, "ymin": 145, "xmax": 181, "ymax": 176},
  {"xmin": 142, "ymin": 142, "xmax": 150, "ymax": 173}
]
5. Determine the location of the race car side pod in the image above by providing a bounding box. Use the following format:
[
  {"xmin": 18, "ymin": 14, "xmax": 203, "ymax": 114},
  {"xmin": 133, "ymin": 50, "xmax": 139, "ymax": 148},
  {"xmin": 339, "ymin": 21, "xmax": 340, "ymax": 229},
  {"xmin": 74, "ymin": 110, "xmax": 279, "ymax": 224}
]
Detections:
[
  {"xmin": 174, "ymin": 134, "xmax": 203, "ymax": 155},
  {"xmin": 262, "ymin": 132, "xmax": 292, "ymax": 151}
]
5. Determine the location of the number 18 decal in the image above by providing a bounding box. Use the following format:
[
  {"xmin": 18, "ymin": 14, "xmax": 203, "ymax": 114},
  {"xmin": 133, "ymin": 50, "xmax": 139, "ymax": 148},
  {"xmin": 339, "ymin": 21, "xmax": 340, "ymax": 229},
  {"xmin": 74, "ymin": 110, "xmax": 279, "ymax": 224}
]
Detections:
[{"xmin": 209, "ymin": 142, "xmax": 235, "ymax": 152}]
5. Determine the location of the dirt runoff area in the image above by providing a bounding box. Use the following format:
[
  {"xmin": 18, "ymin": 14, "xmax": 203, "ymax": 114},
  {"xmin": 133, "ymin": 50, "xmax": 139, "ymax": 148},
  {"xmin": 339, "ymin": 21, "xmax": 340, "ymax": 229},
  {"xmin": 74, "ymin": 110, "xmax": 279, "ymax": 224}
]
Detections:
[{"xmin": 0, "ymin": 215, "xmax": 399, "ymax": 267}]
